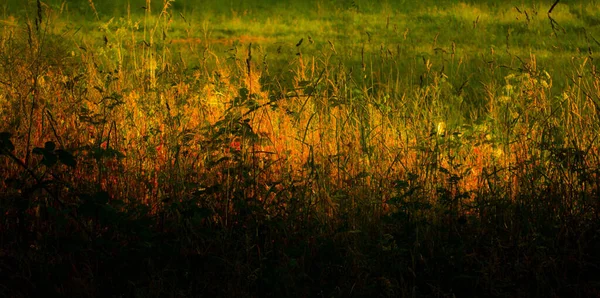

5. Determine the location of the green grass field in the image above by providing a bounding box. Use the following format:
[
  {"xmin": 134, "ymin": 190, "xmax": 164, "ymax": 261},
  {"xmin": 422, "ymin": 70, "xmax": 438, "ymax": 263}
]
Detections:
[{"xmin": 1, "ymin": 0, "xmax": 600, "ymax": 297}]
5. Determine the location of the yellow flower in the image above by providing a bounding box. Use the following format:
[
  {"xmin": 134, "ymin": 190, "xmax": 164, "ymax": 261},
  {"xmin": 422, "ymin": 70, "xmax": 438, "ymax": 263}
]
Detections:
[
  {"xmin": 499, "ymin": 95, "xmax": 511, "ymax": 103},
  {"xmin": 436, "ymin": 121, "xmax": 446, "ymax": 136},
  {"xmin": 493, "ymin": 147, "xmax": 504, "ymax": 159},
  {"xmin": 541, "ymin": 80, "xmax": 549, "ymax": 88}
]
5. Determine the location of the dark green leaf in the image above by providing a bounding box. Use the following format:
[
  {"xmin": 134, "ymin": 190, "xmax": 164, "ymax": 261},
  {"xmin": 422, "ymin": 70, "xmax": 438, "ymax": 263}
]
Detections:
[
  {"xmin": 42, "ymin": 152, "xmax": 58, "ymax": 167},
  {"xmin": 32, "ymin": 147, "xmax": 44, "ymax": 155},
  {"xmin": 304, "ymin": 86, "xmax": 315, "ymax": 95},
  {"xmin": 56, "ymin": 149, "xmax": 77, "ymax": 168},
  {"xmin": 44, "ymin": 141, "xmax": 56, "ymax": 152},
  {"xmin": 0, "ymin": 132, "xmax": 14, "ymax": 153},
  {"xmin": 78, "ymin": 201, "xmax": 97, "ymax": 217},
  {"xmin": 238, "ymin": 87, "xmax": 249, "ymax": 101},
  {"xmin": 298, "ymin": 80, "xmax": 311, "ymax": 87},
  {"xmin": 355, "ymin": 171, "xmax": 369, "ymax": 179},
  {"xmin": 98, "ymin": 205, "xmax": 119, "ymax": 224},
  {"xmin": 439, "ymin": 166, "xmax": 450, "ymax": 174},
  {"xmin": 393, "ymin": 180, "xmax": 409, "ymax": 189},
  {"xmin": 94, "ymin": 191, "xmax": 110, "ymax": 205}
]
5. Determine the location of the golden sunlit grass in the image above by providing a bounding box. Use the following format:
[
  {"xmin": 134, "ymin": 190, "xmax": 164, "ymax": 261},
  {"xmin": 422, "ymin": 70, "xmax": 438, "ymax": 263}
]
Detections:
[{"xmin": 1, "ymin": 0, "xmax": 600, "ymax": 297}]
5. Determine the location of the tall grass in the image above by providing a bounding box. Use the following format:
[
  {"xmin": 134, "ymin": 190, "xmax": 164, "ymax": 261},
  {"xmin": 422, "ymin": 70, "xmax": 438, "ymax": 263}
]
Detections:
[{"xmin": 1, "ymin": 1, "xmax": 600, "ymax": 297}]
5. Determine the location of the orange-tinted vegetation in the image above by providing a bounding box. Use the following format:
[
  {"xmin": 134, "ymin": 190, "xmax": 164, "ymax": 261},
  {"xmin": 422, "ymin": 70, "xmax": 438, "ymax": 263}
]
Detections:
[{"xmin": 1, "ymin": 1, "xmax": 600, "ymax": 297}]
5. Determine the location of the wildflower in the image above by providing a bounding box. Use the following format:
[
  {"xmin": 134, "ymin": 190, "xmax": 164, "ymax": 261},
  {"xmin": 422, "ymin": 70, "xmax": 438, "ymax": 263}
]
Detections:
[
  {"xmin": 230, "ymin": 139, "xmax": 241, "ymax": 151},
  {"xmin": 493, "ymin": 147, "xmax": 503, "ymax": 159},
  {"xmin": 498, "ymin": 95, "xmax": 511, "ymax": 103},
  {"xmin": 436, "ymin": 121, "xmax": 446, "ymax": 136},
  {"xmin": 541, "ymin": 80, "xmax": 549, "ymax": 88}
]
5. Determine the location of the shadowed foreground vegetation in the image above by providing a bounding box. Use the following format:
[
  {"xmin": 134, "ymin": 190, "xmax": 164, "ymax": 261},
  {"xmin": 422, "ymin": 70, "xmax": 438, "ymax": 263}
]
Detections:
[{"xmin": 1, "ymin": 0, "xmax": 600, "ymax": 297}]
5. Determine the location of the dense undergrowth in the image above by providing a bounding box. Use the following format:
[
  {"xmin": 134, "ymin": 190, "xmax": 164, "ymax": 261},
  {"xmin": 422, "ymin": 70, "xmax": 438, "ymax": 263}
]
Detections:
[{"xmin": 1, "ymin": 1, "xmax": 600, "ymax": 297}]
